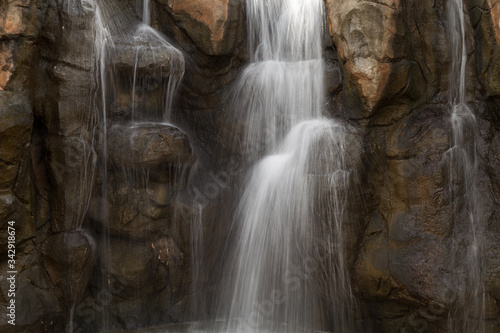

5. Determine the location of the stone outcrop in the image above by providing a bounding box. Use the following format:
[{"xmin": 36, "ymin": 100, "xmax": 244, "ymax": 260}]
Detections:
[
  {"xmin": 326, "ymin": 0, "xmax": 415, "ymax": 118},
  {"xmin": 156, "ymin": 0, "xmax": 242, "ymax": 55},
  {"xmin": 2, "ymin": 0, "xmax": 500, "ymax": 332}
]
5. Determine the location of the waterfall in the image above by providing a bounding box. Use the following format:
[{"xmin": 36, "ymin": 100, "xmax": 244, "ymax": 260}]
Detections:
[
  {"xmin": 233, "ymin": 0, "xmax": 325, "ymax": 156},
  {"xmin": 143, "ymin": 0, "xmax": 151, "ymax": 26},
  {"xmin": 447, "ymin": 0, "xmax": 485, "ymax": 331},
  {"xmin": 218, "ymin": 0, "xmax": 361, "ymax": 332}
]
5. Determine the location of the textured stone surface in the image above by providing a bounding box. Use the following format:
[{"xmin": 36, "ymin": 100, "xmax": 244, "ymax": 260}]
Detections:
[
  {"xmin": 469, "ymin": 0, "xmax": 500, "ymax": 97},
  {"xmin": 0, "ymin": 91, "xmax": 34, "ymax": 259},
  {"xmin": 112, "ymin": 34, "xmax": 185, "ymax": 79},
  {"xmin": 326, "ymin": 0, "xmax": 408, "ymax": 116},
  {"xmin": 3, "ymin": 0, "xmax": 500, "ymax": 332},
  {"xmin": 0, "ymin": 0, "xmax": 40, "ymax": 91},
  {"xmin": 325, "ymin": 0, "xmax": 499, "ymax": 330},
  {"xmin": 108, "ymin": 123, "xmax": 194, "ymax": 168},
  {"xmin": 42, "ymin": 230, "xmax": 97, "ymax": 306},
  {"xmin": 157, "ymin": 0, "xmax": 242, "ymax": 55}
]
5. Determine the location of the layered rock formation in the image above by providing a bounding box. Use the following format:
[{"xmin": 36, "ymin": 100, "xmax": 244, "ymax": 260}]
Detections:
[{"xmin": 1, "ymin": 0, "xmax": 500, "ymax": 332}]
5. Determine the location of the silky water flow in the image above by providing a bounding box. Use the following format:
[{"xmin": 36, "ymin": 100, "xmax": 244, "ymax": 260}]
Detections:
[{"xmin": 213, "ymin": 1, "xmax": 362, "ymax": 332}]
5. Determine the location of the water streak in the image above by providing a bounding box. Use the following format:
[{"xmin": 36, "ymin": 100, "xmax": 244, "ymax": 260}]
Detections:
[
  {"xmin": 447, "ymin": 0, "xmax": 485, "ymax": 331},
  {"xmin": 143, "ymin": 0, "xmax": 151, "ymax": 25}
]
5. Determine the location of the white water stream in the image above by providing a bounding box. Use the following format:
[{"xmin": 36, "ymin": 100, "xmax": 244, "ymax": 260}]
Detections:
[
  {"xmin": 447, "ymin": 0, "xmax": 485, "ymax": 331},
  {"xmin": 216, "ymin": 1, "xmax": 361, "ymax": 332}
]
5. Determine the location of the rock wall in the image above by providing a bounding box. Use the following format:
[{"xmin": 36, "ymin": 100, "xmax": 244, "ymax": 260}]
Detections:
[
  {"xmin": 327, "ymin": 0, "xmax": 500, "ymax": 331},
  {"xmin": 1, "ymin": 0, "xmax": 500, "ymax": 332}
]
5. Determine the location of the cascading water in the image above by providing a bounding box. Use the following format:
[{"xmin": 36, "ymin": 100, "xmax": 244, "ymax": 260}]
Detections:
[
  {"xmin": 217, "ymin": 0, "xmax": 361, "ymax": 332},
  {"xmin": 232, "ymin": 0, "xmax": 326, "ymax": 157},
  {"xmin": 68, "ymin": 0, "xmax": 186, "ymax": 331},
  {"xmin": 447, "ymin": 0, "xmax": 485, "ymax": 331}
]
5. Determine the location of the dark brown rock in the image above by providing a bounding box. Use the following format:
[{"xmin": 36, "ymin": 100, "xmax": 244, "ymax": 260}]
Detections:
[
  {"xmin": 87, "ymin": 173, "xmax": 174, "ymax": 240},
  {"xmin": 107, "ymin": 123, "xmax": 194, "ymax": 168},
  {"xmin": 42, "ymin": 230, "xmax": 98, "ymax": 306}
]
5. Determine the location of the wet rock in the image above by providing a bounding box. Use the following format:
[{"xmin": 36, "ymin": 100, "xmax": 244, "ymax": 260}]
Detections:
[
  {"xmin": 108, "ymin": 30, "xmax": 186, "ymax": 122},
  {"xmin": 112, "ymin": 30, "xmax": 185, "ymax": 80},
  {"xmin": 88, "ymin": 173, "xmax": 174, "ymax": 240},
  {"xmin": 42, "ymin": 230, "xmax": 98, "ymax": 306},
  {"xmin": 354, "ymin": 106, "xmax": 458, "ymax": 325},
  {"xmin": 107, "ymin": 123, "xmax": 194, "ymax": 168},
  {"xmin": 83, "ymin": 236, "xmax": 186, "ymax": 329},
  {"xmin": 156, "ymin": 0, "xmax": 243, "ymax": 55},
  {"xmin": 36, "ymin": 1, "xmax": 105, "ymax": 232}
]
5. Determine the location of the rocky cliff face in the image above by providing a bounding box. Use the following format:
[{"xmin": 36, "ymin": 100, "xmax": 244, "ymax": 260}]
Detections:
[{"xmin": 1, "ymin": 0, "xmax": 500, "ymax": 332}]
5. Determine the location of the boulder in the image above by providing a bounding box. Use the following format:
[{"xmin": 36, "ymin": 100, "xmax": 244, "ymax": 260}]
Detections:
[{"xmin": 81, "ymin": 236, "xmax": 186, "ymax": 329}]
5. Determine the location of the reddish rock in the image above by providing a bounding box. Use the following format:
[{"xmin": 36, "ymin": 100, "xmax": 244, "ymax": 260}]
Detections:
[
  {"xmin": 326, "ymin": 0, "xmax": 406, "ymax": 114},
  {"xmin": 158, "ymin": 0, "xmax": 242, "ymax": 55},
  {"xmin": 0, "ymin": 43, "xmax": 13, "ymax": 90},
  {"xmin": 489, "ymin": 0, "xmax": 500, "ymax": 43},
  {"xmin": 0, "ymin": 0, "xmax": 39, "ymax": 37}
]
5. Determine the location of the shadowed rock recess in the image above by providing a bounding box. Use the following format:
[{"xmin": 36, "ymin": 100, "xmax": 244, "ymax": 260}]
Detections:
[{"xmin": 1, "ymin": 0, "xmax": 500, "ymax": 332}]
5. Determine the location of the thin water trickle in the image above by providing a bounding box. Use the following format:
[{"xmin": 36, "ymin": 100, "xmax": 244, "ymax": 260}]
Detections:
[
  {"xmin": 72, "ymin": 0, "xmax": 185, "ymax": 331},
  {"xmin": 143, "ymin": 0, "xmax": 151, "ymax": 26},
  {"xmin": 64, "ymin": 1, "xmax": 111, "ymax": 332},
  {"xmin": 447, "ymin": 0, "xmax": 485, "ymax": 331},
  {"xmin": 126, "ymin": 24, "xmax": 185, "ymax": 122},
  {"xmin": 217, "ymin": 0, "xmax": 361, "ymax": 332}
]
